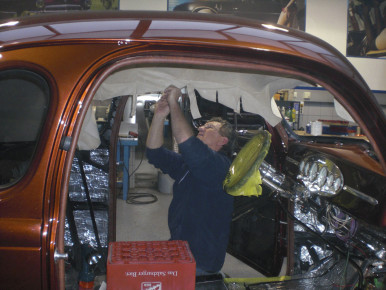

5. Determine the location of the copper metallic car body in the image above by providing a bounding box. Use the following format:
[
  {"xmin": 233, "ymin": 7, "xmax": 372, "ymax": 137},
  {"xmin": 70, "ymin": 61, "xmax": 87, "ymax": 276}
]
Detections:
[{"xmin": 0, "ymin": 11, "xmax": 385, "ymax": 289}]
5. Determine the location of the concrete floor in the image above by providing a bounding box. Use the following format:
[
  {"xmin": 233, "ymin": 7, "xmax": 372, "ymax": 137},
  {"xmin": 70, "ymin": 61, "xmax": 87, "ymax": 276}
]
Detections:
[{"xmin": 115, "ymin": 157, "xmax": 267, "ymax": 278}]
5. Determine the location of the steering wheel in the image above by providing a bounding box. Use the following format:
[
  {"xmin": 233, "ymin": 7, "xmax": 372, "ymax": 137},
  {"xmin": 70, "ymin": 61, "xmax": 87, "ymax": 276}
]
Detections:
[{"xmin": 223, "ymin": 130, "xmax": 271, "ymax": 197}]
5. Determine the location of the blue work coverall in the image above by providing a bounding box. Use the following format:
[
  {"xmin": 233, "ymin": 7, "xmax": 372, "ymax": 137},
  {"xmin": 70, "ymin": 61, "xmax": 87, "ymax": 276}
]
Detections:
[{"xmin": 146, "ymin": 136, "xmax": 234, "ymax": 273}]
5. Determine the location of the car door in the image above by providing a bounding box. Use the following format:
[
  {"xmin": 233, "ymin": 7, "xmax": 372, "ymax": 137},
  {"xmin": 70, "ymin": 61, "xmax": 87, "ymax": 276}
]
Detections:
[
  {"xmin": 0, "ymin": 68, "xmax": 53, "ymax": 289},
  {"xmin": 0, "ymin": 35, "xmax": 123, "ymax": 288}
]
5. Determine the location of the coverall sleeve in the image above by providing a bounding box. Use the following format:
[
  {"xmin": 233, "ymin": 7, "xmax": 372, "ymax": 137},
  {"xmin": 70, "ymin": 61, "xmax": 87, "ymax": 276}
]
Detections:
[{"xmin": 146, "ymin": 147, "xmax": 186, "ymax": 181}]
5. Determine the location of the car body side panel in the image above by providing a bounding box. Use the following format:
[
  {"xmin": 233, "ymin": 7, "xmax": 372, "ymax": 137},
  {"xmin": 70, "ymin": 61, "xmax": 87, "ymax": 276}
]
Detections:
[
  {"xmin": 0, "ymin": 44, "xmax": 124, "ymax": 288},
  {"xmin": 0, "ymin": 219, "xmax": 42, "ymax": 288},
  {"xmin": 0, "ymin": 247, "xmax": 41, "ymax": 289}
]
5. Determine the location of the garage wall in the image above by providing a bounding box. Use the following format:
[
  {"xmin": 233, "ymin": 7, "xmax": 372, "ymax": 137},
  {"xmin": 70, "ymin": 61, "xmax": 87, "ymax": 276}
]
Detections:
[
  {"xmin": 306, "ymin": 0, "xmax": 385, "ymax": 91},
  {"xmin": 119, "ymin": 0, "xmax": 385, "ymax": 92}
]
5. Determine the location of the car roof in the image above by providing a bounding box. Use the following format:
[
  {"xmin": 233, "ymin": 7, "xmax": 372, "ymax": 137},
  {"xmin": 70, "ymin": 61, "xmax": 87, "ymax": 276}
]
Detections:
[{"xmin": 0, "ymin": 11, "xmax": 351, "ymax": 72}]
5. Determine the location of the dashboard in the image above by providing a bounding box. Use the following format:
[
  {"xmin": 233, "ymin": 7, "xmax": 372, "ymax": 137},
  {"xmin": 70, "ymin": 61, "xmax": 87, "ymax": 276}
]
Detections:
[{"xmin": 285, "ymin": 144, "xmax": 386, "ymax": 227}]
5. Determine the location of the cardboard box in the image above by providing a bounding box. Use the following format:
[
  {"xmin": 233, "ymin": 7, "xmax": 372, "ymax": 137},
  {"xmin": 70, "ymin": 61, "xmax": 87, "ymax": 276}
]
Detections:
[{"xmin": 107, "ymin": 240, "xmax": 196, "ymax": 290}]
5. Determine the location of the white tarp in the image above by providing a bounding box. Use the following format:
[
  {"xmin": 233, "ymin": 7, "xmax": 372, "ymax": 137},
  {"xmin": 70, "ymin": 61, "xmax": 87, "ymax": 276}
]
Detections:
[{"xmin": 78, "ymin": 66, "xmax": 308, "ymax": 150}]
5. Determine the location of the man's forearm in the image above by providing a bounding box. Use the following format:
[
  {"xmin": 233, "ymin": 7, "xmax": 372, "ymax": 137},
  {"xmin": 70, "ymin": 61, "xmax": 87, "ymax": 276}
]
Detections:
[
  {"xmin": 146, "ymin": 114, "xmax": 166, "ymax": 149},
  {"xmin": 169, "ymin": 99, "xmax": 193, "ymax": 144}
]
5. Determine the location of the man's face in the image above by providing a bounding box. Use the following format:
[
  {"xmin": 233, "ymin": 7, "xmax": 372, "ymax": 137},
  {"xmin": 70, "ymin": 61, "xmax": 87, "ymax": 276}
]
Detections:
[{"xmin": 197, "ymin": 121, "xmax": 228, "ymax": 151}]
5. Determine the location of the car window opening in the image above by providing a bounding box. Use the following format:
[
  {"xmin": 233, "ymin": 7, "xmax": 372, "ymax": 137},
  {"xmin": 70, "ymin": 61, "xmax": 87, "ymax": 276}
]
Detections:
[{"xmin": 63, "ymin": 65, "xmax": 383, "ymax": 289}]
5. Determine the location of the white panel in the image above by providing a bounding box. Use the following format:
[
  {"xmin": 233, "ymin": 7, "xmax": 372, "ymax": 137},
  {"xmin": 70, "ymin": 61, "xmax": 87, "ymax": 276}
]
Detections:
[
  {"xmin": 119, "ymin": 0, "xmax": 167, "ymax": 11},
  {"xmin": 348, "ymin": 57, "xmax": 386, "ymax": 91},
  {"xmin": 306, "ymin": 0, "xmax": 347, "ymax": 54}
]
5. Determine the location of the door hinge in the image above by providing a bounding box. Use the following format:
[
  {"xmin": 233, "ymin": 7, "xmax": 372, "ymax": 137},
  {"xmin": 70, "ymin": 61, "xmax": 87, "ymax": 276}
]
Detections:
[{"xmin": 54, "ymin": 249, "xmax": 68, "ymax": 262}]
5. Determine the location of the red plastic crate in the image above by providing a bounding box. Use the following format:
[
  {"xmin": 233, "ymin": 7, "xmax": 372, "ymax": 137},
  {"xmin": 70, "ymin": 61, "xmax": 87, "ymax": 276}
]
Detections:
[{"xmin": 107, "ymin": 240, "xmax": 196, "ymax": 290}]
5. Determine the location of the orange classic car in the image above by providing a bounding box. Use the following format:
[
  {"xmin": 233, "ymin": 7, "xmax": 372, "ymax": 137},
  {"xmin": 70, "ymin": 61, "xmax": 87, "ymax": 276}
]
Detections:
[{"xmin": 0, "ymin": 10, "xmax": 385, "ymax": 289}]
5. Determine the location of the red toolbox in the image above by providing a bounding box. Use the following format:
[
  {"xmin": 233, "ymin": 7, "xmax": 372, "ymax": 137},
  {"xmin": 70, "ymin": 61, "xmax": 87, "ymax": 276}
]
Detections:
[{"xmin": 107, "ymin": 240, "xmax": 196, "ymax": 290}]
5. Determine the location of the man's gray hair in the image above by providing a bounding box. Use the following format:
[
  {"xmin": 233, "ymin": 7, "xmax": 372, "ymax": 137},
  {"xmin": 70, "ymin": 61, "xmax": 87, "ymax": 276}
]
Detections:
[{"xmin": 208, "ymin": 117, "xmax": 237, "ymax": 157}]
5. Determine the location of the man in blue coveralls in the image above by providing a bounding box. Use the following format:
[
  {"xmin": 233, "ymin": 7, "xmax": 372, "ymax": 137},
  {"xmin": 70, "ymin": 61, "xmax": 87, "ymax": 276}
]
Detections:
[{"xmin": 146, "ymin": 85, "xmax": 235, "ymax": 276}]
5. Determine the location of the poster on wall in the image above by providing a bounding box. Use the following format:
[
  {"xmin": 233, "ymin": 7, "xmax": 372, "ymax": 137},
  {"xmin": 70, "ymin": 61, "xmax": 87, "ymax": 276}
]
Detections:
[
  {"xmin": 347, "ymin": 0, "xmax": 386, "ymax": 58},
  {"xmin": 0, "ymin": 0, "xmax": 119, "ymax": 20},
  {"xmin": 168, "ymin": 0, "xmax": 306, "ymax": 31}
]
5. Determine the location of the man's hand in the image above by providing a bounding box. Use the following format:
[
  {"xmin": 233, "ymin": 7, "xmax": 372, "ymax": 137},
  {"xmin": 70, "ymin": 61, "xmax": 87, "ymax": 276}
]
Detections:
[
  {"xmin": 163, "ymin": 85, "xmax": 193, "ymax": 144},
  {"xmin": 154, "ymin": 95, "xmax": 170, "ymax": 118},
  {"xmin": 163, "ymin": 85, "xmax": 181, "ymax": 105}
]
